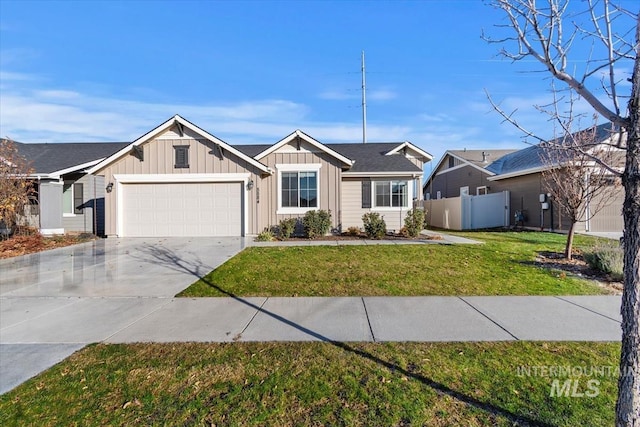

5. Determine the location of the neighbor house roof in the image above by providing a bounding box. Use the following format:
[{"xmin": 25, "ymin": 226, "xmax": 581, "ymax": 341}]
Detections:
[
  {"xmin": 486, "ymin": 123, "xmax": 624, "ymax": 180},
  {"xmin": 14, "ymin": 141, "xmax": 129, "ymax": 177},
  {"xmin": 423, "ymin": 148, "xmax": 518, "ymax": 189}
]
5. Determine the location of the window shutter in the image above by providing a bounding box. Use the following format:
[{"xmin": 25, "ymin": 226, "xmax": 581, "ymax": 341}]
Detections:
[
  {"xmin": 73, "ymin": 183, "xmax": 84, "ymax": 214},
  {"xmin": 361, "ymin": 180, "xmax": 371, "ymax": 208}
]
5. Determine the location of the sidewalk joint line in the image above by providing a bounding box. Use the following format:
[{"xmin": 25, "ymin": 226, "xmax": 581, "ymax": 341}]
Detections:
[
  {"xmin": 458, "ymin": 297, "xmax": 519, "ymax": 340},
  {"xmin": 554, "ymin": 296, "xmax": 621, "ymax": 324},
  {"xmin": 102, "ymin": 298, "xmax": 174, "ymax": 342},
  {"xmin": 361, "ymin": 297, "xmax": 376, "ymax": 342},
  {"xmin": 239, "ymin": 297, "xmax": 269, "ymax": 336}
]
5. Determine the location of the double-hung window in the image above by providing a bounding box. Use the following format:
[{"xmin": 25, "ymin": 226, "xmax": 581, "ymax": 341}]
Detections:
[
  {"xmin": 278, "ymin": 164, "xmax": 320, "ymax": 213},
  {"xmin": 374, "ymin": 180, "xmax": 408, "ymax": 208},
  {"xmin": 63, "ymin": 182, "xmax": 84, "ymax": 216}
]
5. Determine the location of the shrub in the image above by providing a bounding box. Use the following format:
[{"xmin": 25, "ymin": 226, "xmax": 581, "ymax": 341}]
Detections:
[
  {"xmin": 584, "ymin": 244, "xmax": 623, "ymax": 281},
  {"xmin": 403, "ymin": 208, "xmax": 425, "ymax": 237},
  {"xmin": 278, "ymin": 218, "xmax": 298, "ymax": 239},
  {"xmin": 302, "ymin": 210, "xmax": 332, "ymax": 239},
  {"xmin": 256, "ymin": 229, "xmax": 275, "ymax": 242},
  {"xmin": 362, "ymin": 212, "xmax": 386, "ymax": 239},
  {"xmin": 346, "ymin": 226, "xmax": 361, "ymax": 236}
]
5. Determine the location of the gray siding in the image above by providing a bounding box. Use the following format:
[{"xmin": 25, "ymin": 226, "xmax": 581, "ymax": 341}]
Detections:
[
  {"xmin": 61, "ymin": 174, "xmax": 105, "ymax": 235},
  {"xmin": 426, "ymin": 165, "xmax": 493, "ymax": 199},
  {"xmin": 39, "ymin": 181, "xmax": 63, "ymax": 231}
]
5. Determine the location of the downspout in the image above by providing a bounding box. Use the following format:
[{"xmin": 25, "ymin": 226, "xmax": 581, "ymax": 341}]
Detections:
[{"xmin": 37, "ymin": 175, "xmax": 41, "ymax": 232}]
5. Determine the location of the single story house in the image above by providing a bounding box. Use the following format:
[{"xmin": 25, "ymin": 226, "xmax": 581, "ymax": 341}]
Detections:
[
  {"xmin": 423, "ymin": 125, "xmax": 624, "ymax": 233},
  {"xmin": 13, "ymin": 140, "xmax": 128, "ymax": 235},
  {"xmin": 84, "ymin": 115, "xmax": 433, "ymax": 237}
]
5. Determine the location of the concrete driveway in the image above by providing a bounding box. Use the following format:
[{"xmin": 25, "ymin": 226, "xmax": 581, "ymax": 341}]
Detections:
[{"xmin": 0, "ymin": 237, "xmax": 248, "ymax": 394}]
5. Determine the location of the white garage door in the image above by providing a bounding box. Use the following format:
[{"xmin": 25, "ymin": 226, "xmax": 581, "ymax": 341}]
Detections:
[{"xmin": 121, "ymin": 182, "xmax": 242, "ymax": 237}]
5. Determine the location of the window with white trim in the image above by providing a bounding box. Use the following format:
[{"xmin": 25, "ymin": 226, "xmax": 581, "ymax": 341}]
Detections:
[
  {"xmin": 374, "ymin": 180, "xmax": 408, "ymax": 208},
  {"xmin": 63, "ymin": 182, "xmax": 83, "ymax": 215},
  {"xmin": 460, "ymin": 186, "xmax": 469, "ymax": 196},
  {"xmin": 62, "ymin": 183, "xmax": 73, "ymax": 215},
  {"xmin": 281, "ymin": 171, "xmax": 317, "ymax": 208},
  {"xmin": 477, "ymin": 186, "xmax": 488, "ymax": 195}
]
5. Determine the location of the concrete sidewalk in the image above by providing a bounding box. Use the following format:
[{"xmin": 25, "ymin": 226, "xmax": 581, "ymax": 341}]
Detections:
[{"xmin": 0, "ymin": 295, "xmax": 622, "ymax": 394}]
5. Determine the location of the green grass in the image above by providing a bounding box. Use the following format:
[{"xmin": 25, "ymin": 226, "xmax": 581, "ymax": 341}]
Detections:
[
  {"xmin": 179, "ymin": 231, "xmax": 608, "ymax": 297},
  {"xmin": 0, "ymin": 342, "xmax": 619, "ymax": 426}
]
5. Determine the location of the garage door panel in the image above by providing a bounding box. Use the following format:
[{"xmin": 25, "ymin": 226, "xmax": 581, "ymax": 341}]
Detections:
[{"xmin": 121, "ymin": 182, "xmax": 242, "ymax": 237}]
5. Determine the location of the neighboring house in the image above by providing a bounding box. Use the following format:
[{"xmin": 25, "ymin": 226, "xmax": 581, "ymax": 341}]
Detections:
[
  {"xmin": 423, "ymin": 126, "xmax": 624, "ymax": 233},
  {"xmin": 87, "ymin": 115, "xmax": 432, "ymax": 237},
  {"xmin": 423, "ymin": 149, "xmax": 518, "ymax": 199},
  {"xmin": 13, "ymin": 141, "xmax": 128, "ymax": 235}
]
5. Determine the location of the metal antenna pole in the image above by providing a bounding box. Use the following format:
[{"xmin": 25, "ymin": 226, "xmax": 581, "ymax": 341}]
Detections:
[{"xmin": 361, "ymin": 50, "xmax": 367, "ymax": 144}]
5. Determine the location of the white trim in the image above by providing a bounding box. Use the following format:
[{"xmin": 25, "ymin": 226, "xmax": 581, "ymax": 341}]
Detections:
[
  {"xmin": 40, "ymin": 228, "xmax": 65, "ymax": 235},
  {"xmin": 114, "ymin": 173, "xmax": 250, "ymax": 237},
  {"xmin": 256, "ymin": 130, "xmax": 354, "ymax": 166},
  {"xmin": 49, "ymin": 159, "xmax": 105, "ymax": 178},
  {"xmin": 477, "ymin": 186, "xmax": 488, "ymax": 195},
  {"xmin": 276, "ymin": 164, "xmax": 321, "ymax": 215},
  {"xmin": 371, "ymin": 179, "xmax": 412, "ymax": 210},
  {"xmin": 342, "ymin": 171, "xmax": 421, "ymax": 177},
  {"xmin": 275, "ymin": 163, "xmax": 322, "ymax": 172},
  {"xmin": 87, "ymin": 115, "xmax": 272, "ymax": 175},
  {"xmin": 113, "ymin": 173, "xmax": 250, "ymax": 183},
  {"xmin": 435, "ymin": 163, "xmax": 469, "ymax": 176},
  {"xmin": 384, "ymin": 141, "xmax": 433, "ymax": 161},
  {"xmin": 460, "ymin": 186, "xmax": 469, "ymax": 196},
  {"xmin": 486, "ymin": 165, "xmax": 551, "ymax": 181},
  {"xmin": 423, "ymin": 151, "xmax": 497, "ymax": 190}
]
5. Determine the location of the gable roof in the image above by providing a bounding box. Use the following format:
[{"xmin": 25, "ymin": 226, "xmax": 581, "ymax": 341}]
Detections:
[
  {"xmin": 233, "ymin": 142, "xmax": 429, "ymax": 174},
  {"xmin": 253, "ymin": 130, "xmax": 354, "ymax": 166},
  {"xmin": 13, "ymin": 141, "xmax": 129, "ymax": 177},
  {"xmin": 423, "ymin": 148, "xmax": 518, "ymax": 189},
  {"xmin": 88, "ymin": 115, "xmax": 272, "ymax": 175}
]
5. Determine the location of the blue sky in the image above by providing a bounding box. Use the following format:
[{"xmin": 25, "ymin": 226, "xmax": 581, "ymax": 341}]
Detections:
[{"xmin": 0, "ymin": 0, "xmax": 635, "ymax": 168}]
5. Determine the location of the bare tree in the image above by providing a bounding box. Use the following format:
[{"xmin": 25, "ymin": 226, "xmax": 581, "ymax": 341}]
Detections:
[
  {"xmin": 484, "ymin": 1, "xmax": 639, "ymax": 425},
  {"xmin": 0, "ymin": 138, "xmax": 34, "ymax": 237},
  {"xmin": 541, "ymin": 121, "xmax": 623, "ymax": 259}
]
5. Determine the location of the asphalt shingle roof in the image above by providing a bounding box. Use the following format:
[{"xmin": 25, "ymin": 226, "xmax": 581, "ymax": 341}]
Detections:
[
  {"xmin": 448, "ymin": 149, "xmax": 518, "ymax": 169},
  {"xmin": 486, "ymin": 123, "xmax": 621, "ymax": 176},
  {"xmin": 14, "ymin": 141, "xmax": 129, "ymax": 174},
  {"xmin": 233, "ymin": 142, "xmax": 424, "ymax": 173}
]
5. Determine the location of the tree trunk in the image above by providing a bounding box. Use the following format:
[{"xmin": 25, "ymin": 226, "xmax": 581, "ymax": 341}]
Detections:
[
  {"xmin": 564, "ymin": 222, "xmax": 576, "ymax": 260},
  {"xmin": 616, "ymin": 19, "xmax": 640, "ymax": 427}
]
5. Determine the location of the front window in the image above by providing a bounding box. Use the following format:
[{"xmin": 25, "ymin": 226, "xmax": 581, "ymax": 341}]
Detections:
[
  {"xmin": 63, "ymin": 183, "xmax": 73, "ymax": 214},
  {"xmin": 282, "ymin": 171, "xmax": 317, "ymax": 208},
  {"xmin": 374, "ymin": 180, "xmax": 408, "ymax": 208}
]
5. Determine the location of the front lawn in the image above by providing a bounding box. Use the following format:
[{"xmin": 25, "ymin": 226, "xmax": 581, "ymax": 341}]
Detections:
[
  {"xmin": 0, "ymin": 342, "xmax": 618, "ymax": 426},
  {"xmin": 179, "ymin": 231, "xmax": 608, "ymax": 297}
]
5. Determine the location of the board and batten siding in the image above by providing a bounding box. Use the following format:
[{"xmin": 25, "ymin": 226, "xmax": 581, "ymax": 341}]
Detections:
[
  {"xmin": 95, "ymin": 132, "xmax": 264, "ymax": 236},
  {"xmin": 257, "ymin": 139, "xmax": 343, "ymax": 231}
]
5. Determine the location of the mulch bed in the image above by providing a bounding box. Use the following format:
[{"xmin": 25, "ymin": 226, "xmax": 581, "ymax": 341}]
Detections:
[
  {"xmin": 273, "ymin": 232, "xmax": 444, "ymax": 242},
  {"xmin": 0, "ymin": 233, "xmax": 96, "ymax": 259},
  {"xmin": 534, "ymin": 250, "xmax": 623, "ymax": 294}
]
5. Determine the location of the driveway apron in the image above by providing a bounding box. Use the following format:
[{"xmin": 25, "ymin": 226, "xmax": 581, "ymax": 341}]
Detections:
[{"xmin": 0, "ymin": 237, "xmax": 248, "ymax": 394}]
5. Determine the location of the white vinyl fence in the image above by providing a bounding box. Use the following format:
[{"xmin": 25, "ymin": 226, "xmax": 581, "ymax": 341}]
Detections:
[{"xmin": 423, "ymin": 191, "xmax": 510, "ymax": 230}]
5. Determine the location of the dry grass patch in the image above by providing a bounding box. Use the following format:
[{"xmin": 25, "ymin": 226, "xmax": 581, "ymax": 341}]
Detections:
[
  {"xmin": 0, "ymin": 233, "xmax": 96, "ymax": 259},
  {"xmin": 1, "ymin": 342, "xmax": 618, "ymax": 426}
]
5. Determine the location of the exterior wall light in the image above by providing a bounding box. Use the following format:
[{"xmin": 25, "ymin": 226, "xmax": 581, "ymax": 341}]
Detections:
[
  {"xmin": 247, "ymin": 179, "xmax": 254, "ymax": 190},
  {"xmin": 106, "ymin": 182, "xmax": 114, "ymax": 193}
]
